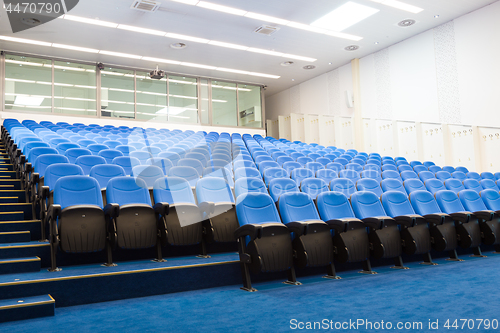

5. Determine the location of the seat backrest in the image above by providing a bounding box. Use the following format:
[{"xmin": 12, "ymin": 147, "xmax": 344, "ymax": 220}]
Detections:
[
  {"xmin": 345, "ymin": 163, "xmax": 363, "ymax": 173},
  {"xmin": 49, "ymin": 138, "xmax": 71, "ymax": 148},
  {"xmin": 398, "ymin": 165, "xmax": 413, "ymax": 172},
  {"xmin": 33, "ymin": 154, "xmax": 69, "ymax": 177},
  {"xmin": 380, "ymin": 178, "xmax": 405, "ymax": 194},
  {"xmin": 436, "ymin": 171, "xmax": 452, "ymax": 182},
  {"xmin": 480, "ymin": 172, "xmax": 495, "ymax": 180},
  {"xmin": 315, "ymin": 157, "xmax": 331, "ymax": 166},
  {"xmin": 158, "ymin": 152, "xmax": 181, "ymax": 166},
  {"xmin": 130, "ymin": 151, "xmax": 153, "ymax": 165},
  {"xmin": 111, "ymin": 156, "xmax": 141, "ymax": 175},
  {"xmin": 456, "ymin": 166, "xmax": 469, "ymax": 174},
  {"xmin": 410, "ymin": 161, "xmax": 423, "ymax": 167},
  {"xmin": 77, "ymin": 139, "xmax": 97, "ymax": 148},
  {"xmin": 168, "ymin": 166, "xmax": 200, "ymax": 187},
  {"xmin": 356, "ymin": 178, "xmax": 383, "ymax": 197},
  {"xmin": 382, "ymin": 170, "xmax": 401, "ymax": 181},
  {"xmin": 27, "ymin": 147, "xmax": 59, "ymax": 163},
  {"xmin": 153, "ymin": 177, "xmax": 196, "ymax": 205},
  {"xmin": 381, "ymin": 164, "xmax": 397, "ymax": 172},
  {"xmin": 278, "ymin": 192, "xmax": 321, "ymax": 223},
  {"xmin": 196, "ymin": 177, "xmax": 235, "ymax": 204},
  {"xmin": 330, "ymin": 178, "xmax": 356, "ymax": 197},
  {"xmin": 381, "ymin": 190, "xmax": 416, "ymax": 217},
  {"xmin": 75, "ymin": 155, "xmax": 106, "ymax": 175},
  {"xmin": 409, "ymin": 190, "xmax": 442, "ymax": 215},
  {"xmin": 300, "ymin": 178, "xmax": 329, "ymax": 200},
  {"xmin": 44, "ymin": 163, "xmax": 84, "ymax": 190},
  {"xmin": 258, "ymin": 161, "xmax": 280, "ymax": 175},
  {"xmin": 106, "ymin": 176, "xmax": 151, "ymax": 206},
  {"xmin": 23, "ymin": 142, "xmax": 50, "ymax": 157},
  {"xmin": 425, "ymin": 179, "xmax": 446, "ymax": 194},
  {"xmin": 89, "ymin": 164, "xmax": 126, "ymax": 189},
  {"xmin": 339, "ymin": 169, "xmax": 361, "ymax": 183},
  {"xmin": 202, "ymin": 167, "xmax": 234, "ymax": 187},
  {"xmin": 462, "ymin": 179, "xmax": 482, "ymax": 194},
  {"xmin": 87, "ymin": 144, "xmax": 109, "ymax": 156},
  {"xmin": 177, "ymin": 158, "xmax": 204, "ymax": 176},
  {"xmin": 185, "ymin": 152, "xmax": 208, "ymax": 166},
  {"xmin": 452, "ymin": 171, "xmax": 467, "ymax": 181},
  {"xmin": 53, "ymin": 176, "xmax": 103, "ymax": 209},
  {"xmin": 418, "ymin": 171, "xmax": 435, "ymax": 182},
  {"xmin": 316, "ymin": 169, "xmax": 338, "ymax": 184},
  {"xmin": 480, "ymin": 179, "xmax": 499, "ymax": 191},
  {"xmin": 290, "ymin": 168, "xmax": 315, "ymax": 187},
  {"xmin": 268, "ymin": 178, "xmax": 299, "ymax": 203},
  {"xmin": 236, "ymin": 193, "xmax": 281, "ymax": 226},
  {"xmin": 458, "ymin": 189, "xmax": 488, "ymax": 212},
  {"xmin": 403, "ymin": 178, "xmax": 426, "ymax": 194},
  {"xmin": 234, "ymin": 167, "xmax": 261, "ymax": 180},
  {"xmin": 305, "ymin": 162, "xmax": 324, "ymax": 173},
  {"xmin": 263, "ymin": 167, "xmax": 289, "ymax": 186},
  {"xmin": 334, "ymin": 157, "xmax": 349, "ymax": 166},
  {"xmin": 282, "ymin": 161, "xmax": 303, "ymax": 174},
  {"xmin": 102, "ymin": 140, "xmax": 121, "ymax": 149},
  {"xmin": 98, "ymin": 149, "xmax": 124, "ymax": 164},
  {"xmin": 234, "ymin": 177, "xmax": 267, "ymax": 198},
  {"xmin": 350, "ymin": 191, "xmax": 387, "ymax": 219},
  {"xmin": 361, "ymin": 170, "xmax": 382, "ymax": 182},
  {"xmin": 115, "ymin": 145, "xmax": 136, "ymax": 157},
  {"xmin": 325, "ymin": 162, "xmax": 344, "ymax": 173},
  {"xmin": 64, "ymin": 148, "xmax": 92, "ymax": 164},
  {"xmin": 401, "ymin": 170, "xmax": 418, "ymax": 181},
  {"xmin": 428, "ymin": 165, "xmax": 442, "ymax": 173},
  {"xmin": 55, "ymin": 143, "xmax": 80, "ymax": 155},
  {"xmin": 444, "ymin": 178, "xmax": 465, "ymax": 194},
  {"xmin": 480, "ymin": 188, "xmax": 500, "ymax": 211},
  {"xmin": 276, "ymin": 156, "xmax": 294, "ymax": 166},
  {"xmin": 435, "ymin": 190, "xmax": 466, "ymax": 214},
  {"xmin": 316, "ymin": 191, "xmax": 355, "ymax": 220},
  {"xmin": 466, "ymin": 172, "xmax": 481, "ymax": 181},
  {"xmin": 442, "ymin": 166, "xmax": 455, "ymax": 174},
  {"xmin": 413, "ymin": 165, "xmax": 427, "ymax": 174}
]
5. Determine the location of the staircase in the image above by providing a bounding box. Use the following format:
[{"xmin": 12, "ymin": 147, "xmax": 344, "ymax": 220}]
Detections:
[{"xmin": 0, "ymin": 141, "xmax": 54, "ymax": 323}]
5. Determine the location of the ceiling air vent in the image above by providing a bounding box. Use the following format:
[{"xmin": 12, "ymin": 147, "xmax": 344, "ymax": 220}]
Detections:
[
  {"xmin": 254, "ymin": 25, "xmax": 280, "ymax": 36},
  {"xmin": 131, "ymin": 0, "xmax": 161, "ymax": 12},
  {"xmin": 398, "ymin": 19, "xmax": 416, "ymax": 27}
]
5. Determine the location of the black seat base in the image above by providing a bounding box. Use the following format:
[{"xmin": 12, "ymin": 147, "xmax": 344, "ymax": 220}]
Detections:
[
  {"xmin": 445, "ymin": 249, "xmax": 464, "ymax": 261},
  {"xmin": 204, "ymin": 205, "xmax": 239, "ymax": 243},
  {"xmin": 359, "ymin": 259, "xmax": 377, "ymax": 274},
  {"xmin": 390, "ymin": 256, "xmax": 409, "ymax": 270},
  {"xmin": 420, "ymin": 253, "xmax": 438, "ymax": 265}
]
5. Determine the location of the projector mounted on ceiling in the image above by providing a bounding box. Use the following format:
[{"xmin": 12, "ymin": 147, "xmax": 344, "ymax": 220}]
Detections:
[
  {"xmin": 131, "ymin": 0, "xmax": 161, "ymax": 12},
  {"xmin": 150, "ymin": 65, "xmax": 165, "ymax": 79}
]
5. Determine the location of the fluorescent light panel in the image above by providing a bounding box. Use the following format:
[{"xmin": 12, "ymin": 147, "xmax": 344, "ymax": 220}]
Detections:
[
  {"xmin": 369, "ymin": 0, "xmax": 423, "ymax": 13},
  {"xmin": 311, "ymin": 2, "xmax": 379, "ymax": 32},
  {"xmin": 63, "ymin": 14, "xmax": 118, "ymax": 28},
  {"xmin": 196, "ymin": 1, "xmax": 246, "ymax": 15},
  {"xmin": 117, "ymin": 24, "xmax": 166, "ymax": 36}
]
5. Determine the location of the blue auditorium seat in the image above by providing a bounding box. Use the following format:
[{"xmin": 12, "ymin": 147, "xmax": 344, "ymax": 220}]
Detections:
[
  {"xmin": 112, "ymin": 156, "xmax": 141, "ymax": 176},
  {"xmin": 456, "ymin": 166, "xmax": 469, "ymax": 174},
  {"xmin": 316, "ymin": 169, "xmax": 338, "ymax": 184},
  {"xmin": 466, "ymin": 172, "xmax": 481, "ymax": 181},
  {"xmin": 132, "ymin": 165, "xmax": 165, "ymax": 188},
  {"xmin": 425, "ymin": 179, "xmax": 446, "ymax": 195},
  {"xmin": 350, "ymin": 191, "xmax": 407, "ymax": 268},
  {"xmin": 277, "ymin": 192, "xmax": 339, "ymax": 278},
  {"xmin": 334, "ymin": 157, "xmax": 349, "ymax": 166},
  {"xmin": 356, "ymin": 178, "xmax": 383, "ymax": 197},
  {"xmin": 203, "ymin": 167, "xmax": 234, "ymax": 187},
  {"xmin": 268, "ymin": 178, "xmax": 299, "ymax": 203},
  {"xmin": 65, "ymin": 148, "xmax": 92, "ymax": 164},
  {"xmin": 235, "ymin": 167, "xmax": 261, "ymax": 180},
  {"xmin": 87, "ymin": 144, "xmax": 109, "ymax": 156},
  {"xmin": 418, "ymin": 171, "xmax": 435, "ymax": 183},
  {"xmin": 168, "ymin": 166, "xmax": 200, "ymax": 187},
  {"xmin": 89, "ymin": 164, "xmax": 126, "ymax": 189},
  {"xmin": 177, "ymin": 158, "xmax": 204, "ymax": 176},
  {"xmin": 47, "ymin": 175, "xmax": 109, "ymax": 271},
  {"xmin": 326, "ymin": 162, "xmax": 344, "ymax": 173},
  {"xmin": 106, "ymin": 176, "xmax": 162, "ymax": 259},
  {"xmin": 115, "ymin": 145, "xmax": 136, "ymax": 157},
  {"xmin": 305, "ymin": 162, "xmax": 324, "ymax": 174},
  {"xmin": 146, "ymin": 158, "xmax": 174, "ymax": 176},
  {"xmin": 263, "ymin": 167, "xmax": 289, "ymax": 186},
  {"xmin": 158, "ymin": 152, "xmax": 181, "ymax": 166},
  {"xmin": 366, "ymin": 164, "xmax": 382, "ymax": 172},
  {"xmin": 410, "ymin": 161, "xmax": 423, "ymax": 168},
  {"xmin": 398, "ymin": 165, "xmax": 413, "ymax": 172},
  {"xmin": 444, "ymin": 178, "xmax": 465, "ymax": 194},
  {"xmin": 130, "ymin": 151, "xmax": 153, "ymax": 165},
  {"xmin": 75, "ymin": 155, "xmax": 106, "ymax": 175},
  {"xmin": 428, "ymin": 165, "xmax": 442, "ymax": 173},
  {"xmin": 316, "ymin": 157, "xmax": 331, "ymax": 167},
  {"xmin": 276, "ymin": 156, "xmax": 294, "ymax": 166},
  {"xmin": 413, "ymin": 165, "xmax": 427, "ymax": 174},
  {"xmin": 382, "ymin": 170, "xmax": 402, "ymax": 181},
  {"xmin": 481, "ymin": 172, "xmax": 495, "ymax": 180},
  {"xmin": 103, "ymin": 140, "xmax": 122, "ymax": 149},
  {"xmin": 98, "ymin": 149, "xmax": 124, "ymax": 164},
  {"xmin": 291, "ymin": 168, "xmax": 315, "ymax": 187},
  {"xmin": 381, "ymin": 191, "xmax": 435, "ymax": 264},
  {"xmin": 258, "ymin": 161, "xmax": 280, "ymax": 176},
  {"xmin": 436, "ymin": 171, "xmax": 452, "ymax": 182},
  {"xmin": 380, "ymin": 178, "xmax": 406, "ymax": 193},
  {"xmin": 235, "ymin": 192, "xmax": 298, "ymax": 291},
  {"xmin": 361, "ymin": 170, "xmax": 382, "ymax": 183},
  {"xmin": 463, "ymin": 179, "xmax": 483, "ymax": 193},
  {"xmin": 234, "ymin": 177, "xmax": 267, "ymax": 198},
  {"xmin": 434, "ymin": 190, "xmax": 483, "ymax": 255},
  {"xmin": 339, "ymin": 169, "xmax": 361, "ymax": 184},
  {"xmin": 300, "ymin": 178, "xmax": 329, "ymax": 200},
  {"xmin": 55, "ymin": 143, "xmax": 80, "ymax": 155},
  {"xmin": 443, "ymin": 166, "xmax": 456, "ymax": 174},
  {"xmin": 403, "ymin": 178, "xmax": 426, "ymax": 194},
  {"xmin": 459, "ymin": 189, "xmax": 500, "ymax": 250},
  {"xmin": 401, "ymin": 170, "xmax": 418, "ymax": 181},
  {"xmin": 480, "ymin": 179, "xmax": 500, "ymax": 191},
  {"xmin": 330, "ymin": 178, "xmax": 356, "ymax": 197},
  {"xmin": 345, "ymin": 163, "xmax": 363, "ymax": 173}
]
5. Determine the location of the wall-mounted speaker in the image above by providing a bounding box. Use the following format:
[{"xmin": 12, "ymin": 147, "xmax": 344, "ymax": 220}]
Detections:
[{"xmin": 345, "ymin": 90, "xmax": 354, "ymax": 108}]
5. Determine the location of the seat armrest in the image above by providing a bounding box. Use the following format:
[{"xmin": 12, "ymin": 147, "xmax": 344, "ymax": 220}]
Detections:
[
  {"xmin": 153, "ymin": 202, "xmax": 169, "ymax": 216},
  {"xmin": 473, "ymin": 210, "xmax": 495, "ymax": 221},
  {"xmin": 234, "ymin": 224, "xmax": 262, "ymax": 240},
  {"xmin": 394, "ymin": 214, "xmax": 424, "ymax": 227},
  {"xmin": 285, "ymin": 221, "xmax": 309, "ymax": 236},
  {"xmin": 423, "ymin": 213, "xmax": 449, "ymax": 225},
  {"xmin": 47, "ymin": 204, "xmax": 61, "ymax": 221},
  {"xmin": 25, "ymin": 163, "xmax": 32, "ymax": 173},
  {"xmin": 15, "ymin": 149, "xmax": 21, "ymax": 158},
  {"xmin": 40, "ymin": 186, "xmax": 50, "ymax": 202},
  {"xmin": 19, "ymin": 155, "xmax": 26, "ymax": 165},
  {"xmin": 198, "ymin": 201, "xmax": 215, "ymax": 215},
  {"xmin": 362, "ymin": 216, "xmax": 394, "ymax": 229},
  {"xmin": 325, "ymin": 218, "xmax": 364, "ymax": 232},
  {"xmin": 104, "ymin": 203, "xmax": 120, "ymax": 218},
  {"xmin": 448, "ymin": 212, "xmax": 473, "ymax": 223},
  {"xmin": 31, "ymin": 172, "xmax": 39, "ymax": 186}
]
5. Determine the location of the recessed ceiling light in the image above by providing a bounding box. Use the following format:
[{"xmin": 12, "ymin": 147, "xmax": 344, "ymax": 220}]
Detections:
[
  {"xmin": 280, "ymin": 61, "xmax": 294, "ymax": 67},
  {"xmin": 291, "ymin": 79, "xmax": 295, "ymax": 81},
  {"xmin": 170, "ymin": 42, "xmax": 187, "ymax": 49},
  {"xmin": 311, "ymin": 1, "xmax": 379, "ymax": 32},
  {"xmin": 398, "ymin": 19, "xmax": 416, "ymax": 27},
  {"xmin": 328, "ymin": 62, "xmax": 332, "ymax": 65},
  {"xmin": 374, "ymin": 41, "xmax": 379, "ymax": 44},
  {"xmin": 344, "ymin": 45, "xmax": 360, "ymax": 51},
  {"xmin": 434, "ymin": 15, "xmax": 440, "ymax": 18},
  {"xmin": 368, "ymin": 0, "xmax": 423, "ymax": 14},
  {"xmin": 303, "ymin": 65, "xmax": 316, "ymax": 70}
]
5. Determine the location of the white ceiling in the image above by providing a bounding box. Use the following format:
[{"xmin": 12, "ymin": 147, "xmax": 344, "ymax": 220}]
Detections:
[{"xmin": 0, "ymin": 0, "xmax": 498, "ymax": 96}]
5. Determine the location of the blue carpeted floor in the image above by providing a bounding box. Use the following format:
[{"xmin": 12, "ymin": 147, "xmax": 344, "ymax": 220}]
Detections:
[{"xmin": 1, "ymin": 253, "xmax": 500, "ymax": 332}]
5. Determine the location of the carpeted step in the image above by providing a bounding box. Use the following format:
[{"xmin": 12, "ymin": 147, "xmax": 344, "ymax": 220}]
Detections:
[
  {"xmin": 0, "ymin": 256, "xmax": 41, "ymax": 275},
  {"xmin": 0, "ymin": 212, "xmax": 24, "ymax": 222},
  {"xmin": 0, "ymin": 190, "xmax": 26, "ymax": 203},
  {"xmin": 0, "ymin": 164, "xmax": 14, "ymax": 172},
  {"xmin": 0, "ymin": 231, "xmax": 31, "ymax": 243},
  {"xmin": 0, "ymin": 220, "xmax": 41, "ymax": 240},
  {"xmin": 0, "ymin": 203, "xmax": 33, "ymax": 220},
  {"xmin": 0, "ymin": 171, "xmax": 18, "ymax": 180},
  {"xmin": 0, "ymin": 242, "xmax": 50, "ymax": 263},
  {"xmin": 0, "ymin": 179, "xmax": 21, "ymax": 190},
  {"xmin": 0, "ymin": 294, "xmax": 54, "ymax": 322}
]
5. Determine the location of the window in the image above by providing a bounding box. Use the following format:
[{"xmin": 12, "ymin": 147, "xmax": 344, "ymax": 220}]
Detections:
[
  {"xmin": 168, "ymin": 75, "xmax": 198, "ymax": 123},
  {"xmin": 54, "ymin": 61, "xmax": 97, "ymax": 116},
  {"xmin": 200, "ymin": 78, "xmax": 209, "ymax": 124},
  {"xmin": 100, "ymin": 67, "xmax": 135, "ymax": 119},
  {"xmin": 136, "ymin": 72, "xmax": 167, "ymax": 122},
  {"xmin": 4, "ymin": 55, "xmax": 52, "ymax": 113},
  {"xmin": 211, "ymin": 81, "xmax": 237, "ymax": 126},
  {"xmin": 238, "ymin": 84, "xmax": 262, "ymax": 128}
]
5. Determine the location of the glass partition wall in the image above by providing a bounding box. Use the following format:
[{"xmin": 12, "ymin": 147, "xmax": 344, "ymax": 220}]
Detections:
[{"xmin": 2, "ymin": 52, "xmax": 264, "ymax": 128}]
